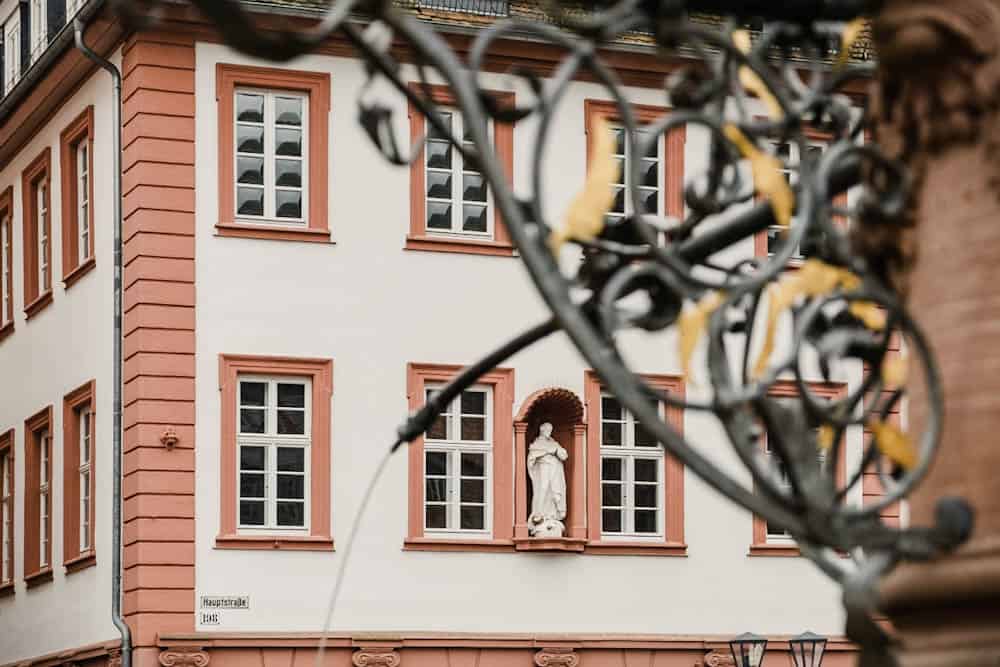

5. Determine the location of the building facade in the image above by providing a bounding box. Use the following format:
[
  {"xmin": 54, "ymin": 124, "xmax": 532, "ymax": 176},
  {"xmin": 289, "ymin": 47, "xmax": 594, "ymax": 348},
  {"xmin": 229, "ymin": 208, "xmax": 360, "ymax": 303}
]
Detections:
[{"xmin": 0, "ymin": 3, "xmax": 891, "ymax": 667}]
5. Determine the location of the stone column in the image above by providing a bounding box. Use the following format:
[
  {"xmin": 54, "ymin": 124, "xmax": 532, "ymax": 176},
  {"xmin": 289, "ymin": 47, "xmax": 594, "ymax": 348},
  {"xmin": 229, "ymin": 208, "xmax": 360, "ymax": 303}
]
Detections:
[{"xmin": 870, "ymin": 2, "xmax": 1000, "ymax": 664}]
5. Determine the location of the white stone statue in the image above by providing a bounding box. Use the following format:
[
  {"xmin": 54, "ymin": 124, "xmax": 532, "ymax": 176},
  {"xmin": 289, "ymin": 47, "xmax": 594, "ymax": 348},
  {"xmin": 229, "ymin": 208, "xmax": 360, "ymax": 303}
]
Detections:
[{"xmin": 527, "ymin": 422, "xmax": 569, "ymax": 538}]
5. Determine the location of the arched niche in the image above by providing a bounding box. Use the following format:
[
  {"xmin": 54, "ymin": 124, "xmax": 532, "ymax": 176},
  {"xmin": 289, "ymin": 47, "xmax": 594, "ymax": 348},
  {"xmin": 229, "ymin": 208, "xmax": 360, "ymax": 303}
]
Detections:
[{"xmin": 513, "ymin": 387, "xmax": 587, "ymax": 551}]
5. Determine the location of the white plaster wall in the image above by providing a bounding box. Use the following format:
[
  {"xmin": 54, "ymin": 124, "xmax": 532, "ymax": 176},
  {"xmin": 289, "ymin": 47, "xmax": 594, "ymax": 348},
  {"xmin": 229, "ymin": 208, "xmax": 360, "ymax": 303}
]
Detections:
[
  {"xmin": 194, "ymin": 43, "xmax": 863, "ymax": 638},
  {"xmin": 0, "ymin": 54, "xmax": 122, "ymax": 663}
]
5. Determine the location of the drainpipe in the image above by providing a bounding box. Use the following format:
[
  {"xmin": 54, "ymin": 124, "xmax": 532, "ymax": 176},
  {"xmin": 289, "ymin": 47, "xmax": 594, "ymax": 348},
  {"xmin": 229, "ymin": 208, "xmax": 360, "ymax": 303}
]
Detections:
[{"xmin": 73, "ymin": 19, "xmax": 131, "ymax": 667}]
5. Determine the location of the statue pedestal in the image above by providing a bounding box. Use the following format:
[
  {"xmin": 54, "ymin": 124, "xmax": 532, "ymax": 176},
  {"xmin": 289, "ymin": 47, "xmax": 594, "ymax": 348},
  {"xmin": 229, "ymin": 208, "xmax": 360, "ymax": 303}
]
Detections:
[{"xmin": 513, "ymin": 537, "xmax": 587, "ymax": 553}]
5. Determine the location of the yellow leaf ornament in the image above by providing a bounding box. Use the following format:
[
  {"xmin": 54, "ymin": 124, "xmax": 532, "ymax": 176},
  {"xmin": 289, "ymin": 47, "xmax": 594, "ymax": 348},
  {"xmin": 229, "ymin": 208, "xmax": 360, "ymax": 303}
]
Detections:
[
  {"xmin": 733, "ymin": 29, "xmax": 783, "ymax": 120},
  {"xmin": 678, "ymin": 291, "xmax": 724, "ymax": 380},
  {"xmin": 837, "ymin": 18, "xmax": 866, "ymax": 70},
  {"xmin": 869, "ymin": 421, "xmax": 917, "ymax": 471},
  {"xmin": 724, "ymin": 124, "xmax": 795, "ymax": 230}
]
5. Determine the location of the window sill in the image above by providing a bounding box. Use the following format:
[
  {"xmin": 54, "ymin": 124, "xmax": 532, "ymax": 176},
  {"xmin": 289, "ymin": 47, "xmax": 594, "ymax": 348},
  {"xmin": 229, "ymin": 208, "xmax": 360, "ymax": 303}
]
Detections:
[
  {"xmin": 64, "ymin": 551, "xmax": 96, "ymax": 574},
  {"xmin": 24, "ymin": 290, "xmax": 53, "ymax": 320},
  {"xmin": 585, "ymin": 541, "xmax": 688, "ymax": 556},
  {"xmin": 0, "ymin": 581, "xmax": 13, "ymax": 598},
  {"xmin": 0, "ymin": 321, "xmax": 13, "ymax": 344},
  {"xmin": 214, "ymin": 534, "xmax": 335, "ymax": 551},
  {"xmin": 404, "ymin": 235, "xmax": 516, "ymax": 257},
  {"xmin": 24, "ymin": 567, "xmax": 54, "ymax": 588},
  {"xmin": 403, "ymin": 537, "xmax": 515, "ymax": 553},
  {"xmin": 216, "ymin": 222, "xmax": 332, "ymax": 244},
  {"xmin": 513, "ymin": 536, "xmax": 587, "ymax": 553},
  {"xmin": 63, "ymin": 256, "xmax": 96, "ymax": 289},
  {"xmin": 748, "ymin": 544, "xmax": 802, "ymax": 557}
]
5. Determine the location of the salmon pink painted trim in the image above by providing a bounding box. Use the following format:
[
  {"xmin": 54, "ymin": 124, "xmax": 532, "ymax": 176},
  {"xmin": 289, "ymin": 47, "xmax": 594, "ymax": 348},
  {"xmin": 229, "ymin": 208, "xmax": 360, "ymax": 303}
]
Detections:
[
  {"xmin": 60, "ymin": 106, "xmax": 96, "ymax": 287},
  {"xmin": 405, "ymin": 363, "xmax": 515, "ymax": 550},
  {"xmin": 21, "ymin": 148, "xmax": 52, "ymax": 319},
  {"xmin": 406, "ymin": 84, "xmax": 516, "ymax": 256},
  {"xmin": 584, "ymin": 371, "xmax": 687, "ymax": 555},
  {"xmin": 217, "ymin": 354, "xmax": 334, "ymax": 547},
  {"xmin": 749, "ymin": 379, "xmax": 847, "ymax": 556},
  {"xmin": 63, "ymin": 380, "xmax": 96, "ymax": 572},
  {"xmin": 0, "ymin": 428, "xmax": 14, "ymax": 595},
  {"xmin": 215, "ymin": 64, "xmax": 331, "ymax": 242},
  {"xmin": 584, "ymin": 99, "xmax": 686, "ymax": 222},
  {"xmin": 23, "ymin": 405, "xmax": 53, "ymax": 583}
]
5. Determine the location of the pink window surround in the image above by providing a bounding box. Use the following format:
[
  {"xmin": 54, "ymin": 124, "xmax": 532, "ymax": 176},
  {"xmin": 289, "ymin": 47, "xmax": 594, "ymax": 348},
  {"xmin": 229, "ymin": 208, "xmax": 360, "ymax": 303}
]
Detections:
[
  {"xmin": 217, "ymin": 354, "xmax": 334, "ymax": 551},
  {"xmin": 513, "ymin": 387, "xmax": 588, "ymax": 552},
  {"xmin": 584, "ymin": 371, "xmax": 687, "ymax": 556},
  {"xmin": 404, "ymin": 362, "xmax": 515, "ymax": 552}
]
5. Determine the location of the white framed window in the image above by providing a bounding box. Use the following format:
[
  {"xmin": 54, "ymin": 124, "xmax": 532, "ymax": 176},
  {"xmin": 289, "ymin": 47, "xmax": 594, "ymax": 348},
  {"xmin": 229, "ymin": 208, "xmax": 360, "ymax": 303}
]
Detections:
[
  {"xmin": 29, "ymin": 0, "xmax": 45, "ymax": 63},
  {"xmin": 236, "ymin": 376, "xmax": 311, "ymax": 531},
  {"xmin": 3, "ymin": 10, "xmax": 20, "ymax": 95},
  {"xmin": 1, "ymin": 215, "xmax": 10, "ymax": 325},
  {"xmin": 764, "ymin": 139, "xmax": 827, "ymax": 259},
  {"xmin": 1, "ymin": 447, "xmax": 11, "ymax": 584},
  {"xmin": 76, "ymin": 140, "xmax": 90, "ymax": 263},
  {"xmin": 234, "ymin": 89, "xmax": 308, "ymax": 225},
  {"xmin": 424, "ymin": 109, "xmax": 493, "ymax": 239},
  {"xmin": 605, "ymin": 123, "xmax": 663, "ymax": 226},
  {"xmin": 39, "ymin": 429, "xmax": 49, "ymax": 567},
  {"xmin": 36, "ymin": 180, "xmax": 48, "ymax": 292},
  {"xmin": 762, "ymin": 398, "xmax": 825, "ymax": 543},
  {"xmin": 423, "ymin": 385, "xmax": 492, "ymax": 535},
  {"xmin": 599, "ymin": 393, "xmax": 665, "ymax": 539},
  {"xmin": 79, "ymin": 407, "xmax": 92, "ymax": 551}
]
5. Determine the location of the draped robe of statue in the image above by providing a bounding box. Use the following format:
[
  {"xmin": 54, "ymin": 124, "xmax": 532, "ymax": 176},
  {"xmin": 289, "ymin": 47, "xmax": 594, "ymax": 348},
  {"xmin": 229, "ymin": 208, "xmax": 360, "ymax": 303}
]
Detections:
[{"xmin": 527, "ymin": 422, "xmax": 568, "ymax": 537}]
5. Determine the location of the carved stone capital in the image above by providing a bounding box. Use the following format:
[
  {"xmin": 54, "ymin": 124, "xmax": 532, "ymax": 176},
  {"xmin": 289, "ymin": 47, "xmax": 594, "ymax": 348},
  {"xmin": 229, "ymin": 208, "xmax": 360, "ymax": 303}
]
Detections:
[
  {"xmin": 534, "ymin": 648, "xmax": 579, "ymax": 667},
  {"xmin": 701, "ymin": 651, "xmax": 735, "ymax": 667},
  {"xmin": 159, "ymin": 648, "xmax": 211, "ymax": 667},
  {"xmin": 352, "ymin": 648, "xmax": 401, "ymax": 667}
]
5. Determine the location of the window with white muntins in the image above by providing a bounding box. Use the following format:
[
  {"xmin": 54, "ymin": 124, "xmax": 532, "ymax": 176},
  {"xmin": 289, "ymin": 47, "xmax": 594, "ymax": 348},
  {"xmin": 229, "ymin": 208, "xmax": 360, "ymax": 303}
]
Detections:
[
  {"xmin": 36, "ymin": 179, "xmax": 48, "ymax": 292},
  {"xmin": 1, "ymin": 448, "xmax": 11, "ymax": 583},
  {"xmin": 424, "ymin": 109, "xmax": 492, "ymax": 239},
  {"xmin": 599, "ymin": 394, "xmax": 665, "ymax": 539},
  {"xmin": 1, "ymin": 215, "xmax": 10, "ymax": 325},
  {"xmin": 79, "ymin": 407, "xmax": 92, "ymax": 551},
  {"xmin": 29, "ymin": 0, "xmax": 45, "ymax": 63},
  {"xmin": 234, "ymin": 90, "xmax": 308, "ymax": 225},
  {"xmin": 423, "ymin": 386, "xmax": 492, "ymax": 535},
  {"xmin": 39, "ymin": 429, "xmax": 49, "ymax": 567},
  {"xmin": 3, "ymin": 11, "xmax": 20, "ymax": 95},
  {"xmin": 237, "ymin": 376, "xmax": 311, "ymax": 531},
  {"xmin": 764, "ymin": 139, "xmax": 827, "ymax": 259},
  {"xmin": 605, "ymin": 123, "xmax": 663, "ymax": 227},
  {"xmin": 763, "ymin": 397, "xmax": 826, "ymax": 543},
  {"xmin": 76, "ymin": 140, "xmax": 90, "ymax": 263}
]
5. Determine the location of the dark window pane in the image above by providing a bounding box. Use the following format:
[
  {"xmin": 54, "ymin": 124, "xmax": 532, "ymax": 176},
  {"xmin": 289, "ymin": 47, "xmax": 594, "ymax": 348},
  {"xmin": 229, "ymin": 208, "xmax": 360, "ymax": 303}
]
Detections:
[
  {"xmin": 277, "ymin": 409, "xmax": 305, "ymax": 435},
  {"xmin": 612, "ymin": 128, "xmax": 625, "ymax": 155},
  {"xmin": 462, "ymin": 205, "xmax": 487, "ymax": 233},
  {"xmin": 767, "ymin": 521, "xmax": 788, "ymax": 537},
  {"xmin": 635, "ymin": 484, "xmax": 657, "ymax": 508},
  {"xmin": 237, "ymin": 187, "xmax": 264, "ymax": 217},
  {"xmin": 641, "ymin": 133, "xmax": 658, "ymax": 158},
  {"xmin": 275, "ymin": 97, "xmax": 303, "ymax": 126},
  {"xmin": 613, "ymin": 157, "xmax": 625, "ymax": 185},
  {"xmin": 461, "ymin": 391, "xmax": 486, "ymax": 415},
  {"xmin": 460, "ymin": 505, "xmax": 484, "ymax": 530},
  {"xmin": 640, "ymin": 159, "xmax": 658, "ymax": 187},
  {"xmin": 426, "ymin": 202, "xmax": 452, "ymax": 230},
  {"xmin": 427, "ymin": 112, "xmax": 452, "ymax": 140},
  {"xmin": 425, "ymin": 478, "xmax": 447, "ymax": 502},
  {"xmin": 239, "ymin": 473, "xmax": 265, "ymax": 498},
  {"xmin": 275, "ymin": 128, "xmax": 302, "ymax": 156},
  {"xmin": 425, "ymin": 504, "xmax": 447, "ymax": 529},
  {"xmin": 461, "ymin": 417, "xmax": 485, "ymax": 441},
  {"xmin": 237, "ymin": 124, "xmax": 264, "ymax": 154},
  {"xmin": 236, "ymin": 93, "xmax": 264, "ymax": 123},
  {"xmin": 237, "ymin": 156, "xmax": 264, "ymax": 185},
  {"xmin": 277, "ymin": 383, "xmax": 305, "ymax": 408},
  {"xmin": 462, "ymin": 173, "xmax": 487, "ymax": 202},
  {"xmin": 240, "ymin": 381, "xmax": 267, "ymax": 406},
  {"xmin": 425, "ymin": 451, "xmax": 448, "ymax": 476},
  {"xmin": 240, "ymin": 500, "xmax": 265, "ymax": 526},
  {"xmin": 806, "ymin": 144, "xmax": 824, "ymax": 161},
  {"xmin": 276, "ymin": 447, "xmax": 305, "ymax": 472},
  {"xmin": 642, "ymin": 189, "xmax": 658, "ymax": 214},
  {"xmin": 240, "ymin": 408, "xmax": 265, "ymax": 434},
  {"xmin": 602, "ymin": 397, "xmax": 622, "ymax": 420},
  {"xmin": 635, "ymin": 458, "xmax": 658, "ymax": 482},
  {"xmin": 276, "ymin": 474, "xmax": 305, "ymax": 499},
  {"xmin": 634, "ymin": 509, "xmax": 657, "ymax": 533},
  {"xmin": 276, "ymin": 501, "xmax": 304, "ymax": 526},
  {"xmin": 601, "ymin": 482, "xmax": 621, "ymax": 507},
  {"xmin": 602, "ymin": 508, "xmax": 622, "ymax": 533},
  {"xmin": 275, "ymin": 160, "xmax": 302, "ymax": 187},
  {"xmin": 275, "ymin": 190, "xmax": 302, "ymax": 219},
  {"xmin": 611, "ymin": 187, "xmax": 625, "ymax": 214},
  {"xmin": 427, "ymin": 415, "xmax": 448, "ymax": 440},
  {"xmin": 426, "ymin": 171, "xmax": 452, "ymax": 200},
  {"xmin": 461, "ymin": 479, "xmax": 484, "ymax": 503},
  {"xmin": 240, "ymin": 446, "xmax": 266, "ymax": 471},
  {"xmin": 602, "ymin": 422, "xmax": 622, "ymax": 446},
  {"xmin": 634, "ymin": 422, "xmax": 657, "ymax": 447},
  {"xmin": 602, "ymin": 457, "xmax": 622, "ymax": 481},
  {"xmin": 461, "ymin": 452, "xmax": 485, "ymax": 477},
  {"xmin": 775, "ymin": 142, "xmax": 791, "ymax": 161},
  {"xmin": 426, "ymin": 140, "xmax": 451, "ymax": 169}
]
